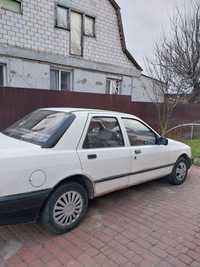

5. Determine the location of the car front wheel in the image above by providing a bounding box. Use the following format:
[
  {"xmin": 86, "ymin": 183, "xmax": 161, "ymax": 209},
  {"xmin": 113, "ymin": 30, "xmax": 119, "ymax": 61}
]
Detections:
[
  {"xmin": 168, "ymin": 157, "xmax": 189, "ymax": 185},
  {"xmin": 41, "ymin": 182, "xmax": 88, "ymax": 234}
]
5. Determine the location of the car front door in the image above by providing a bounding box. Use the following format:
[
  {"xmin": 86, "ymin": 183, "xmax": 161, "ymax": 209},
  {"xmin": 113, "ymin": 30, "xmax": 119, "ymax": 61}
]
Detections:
[
  {"xmin": 122, "ymin": 118, "xmax": 173, "ymax": 186},
  {"xmin": 77, "ymin": 114, "xmax": 131, "ymax": 197}
]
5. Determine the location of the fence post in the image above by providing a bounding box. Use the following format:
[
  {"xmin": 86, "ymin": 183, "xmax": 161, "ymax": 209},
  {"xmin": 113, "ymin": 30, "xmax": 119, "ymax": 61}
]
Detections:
[{"xmin": 191, "ymin": 125, "xmax": 194, "ymax": 140}]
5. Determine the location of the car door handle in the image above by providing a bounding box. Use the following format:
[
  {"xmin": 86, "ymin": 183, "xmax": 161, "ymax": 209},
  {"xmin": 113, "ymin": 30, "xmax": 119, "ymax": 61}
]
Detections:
[
  {"xmin": 88, "ymin": 154, "xmax": 97, "ymax": 160},
  {"xmin": 135, "ymin": 149, "xmax": 142, "ymax": 155}
]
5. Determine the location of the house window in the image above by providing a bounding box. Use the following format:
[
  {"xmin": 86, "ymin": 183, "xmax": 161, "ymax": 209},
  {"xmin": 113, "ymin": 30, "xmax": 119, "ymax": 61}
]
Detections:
[
  {"xmin": 84, "ymin": 16, "xmax": 95, "ymax": 37},
  {"xmin": 70, "ymin": 11, "xmax": 83, "ymax": 56},
  {"xmin": 56, "ymin": 6, "xmax": 69, "ymax": 29},
  {"xmin": 55, "ymin": 5, "xmax": 96, "ymax": 56},
  {"xmin": 0, "ymin": 0, "xmax": 22, "ymax": 13},
  {"xmin": 0, "ymin": 64, "xmax": 6, "ymax": 87},
  {"xmin": 50, "ymin": 69, "xmax": 71, "ymax": 91},
  {"xmin": 106, "ymin": 79, "xmax": 122, "ymax": 95}
]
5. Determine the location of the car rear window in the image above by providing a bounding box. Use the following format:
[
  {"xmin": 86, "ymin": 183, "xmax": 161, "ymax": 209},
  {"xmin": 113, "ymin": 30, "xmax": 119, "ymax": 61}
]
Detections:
[{"xmin": 3, "ymin": 110, "xmax": 75, "ymax": 147}]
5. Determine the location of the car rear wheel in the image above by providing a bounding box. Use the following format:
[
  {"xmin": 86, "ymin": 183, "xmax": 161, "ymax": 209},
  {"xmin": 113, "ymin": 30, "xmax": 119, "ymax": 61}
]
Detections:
[
  {"xmin": 168, "ymin": 157, "xmax": 189, "ymax": 185},
  {"xmin": 41, "ymin": 182, "xmax": 88, "ymax": 234}
]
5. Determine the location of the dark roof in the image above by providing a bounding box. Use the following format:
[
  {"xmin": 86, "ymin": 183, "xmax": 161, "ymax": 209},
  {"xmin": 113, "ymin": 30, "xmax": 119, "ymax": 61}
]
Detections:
[{"xmin": 108, "ymin": 0, "xmax": 143, "ymax": 71}]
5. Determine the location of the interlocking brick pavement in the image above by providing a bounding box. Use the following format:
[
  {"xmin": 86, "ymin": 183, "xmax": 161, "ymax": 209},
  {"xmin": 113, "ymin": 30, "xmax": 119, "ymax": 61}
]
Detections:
[{"xmin": 0, "ymin": 166, "xmax": 200, "ymax": 267}]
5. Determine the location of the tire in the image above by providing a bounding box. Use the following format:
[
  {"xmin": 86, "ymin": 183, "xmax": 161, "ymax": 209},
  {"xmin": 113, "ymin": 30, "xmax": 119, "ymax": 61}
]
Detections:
[
  {"xmin": 168, "ymin": 157, "xmax": 189, "ymax": 185},
  {"xmin": 41, "ymin": 182, "xmax": 88, "ymax": 234}
]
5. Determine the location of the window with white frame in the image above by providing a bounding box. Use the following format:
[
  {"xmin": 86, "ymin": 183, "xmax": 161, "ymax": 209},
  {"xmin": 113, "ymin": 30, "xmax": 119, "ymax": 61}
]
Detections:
[
  {"xmin": 106, "ymin": 78, "xmax": 122, "ymax": 95},
  {"xmin": 50, "ymin": 69, "xmax": 72, "ymax": 91},
  {"xmin": 0, "ymin": 64, "xmax": 6, "ymax": 87},
  {"xmin": 0, "ymin": 0, "xmax": 22, "ymax": 13}
]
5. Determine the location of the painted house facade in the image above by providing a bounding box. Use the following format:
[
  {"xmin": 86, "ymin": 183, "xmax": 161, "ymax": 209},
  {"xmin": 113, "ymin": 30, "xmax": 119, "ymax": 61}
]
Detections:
[
  {"xmin": 133, "ymin": 74, "xmax": 164, "ymax": 103},
  {"xmin": 0, "ymin": 0, "xmax": 144, "ymax": 96}
]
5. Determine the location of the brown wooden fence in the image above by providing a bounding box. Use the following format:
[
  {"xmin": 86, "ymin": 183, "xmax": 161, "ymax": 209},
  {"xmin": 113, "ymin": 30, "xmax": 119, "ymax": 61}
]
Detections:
[{"xmin": 0, "ymin": 87, "xmax": 200, "ymax": 132}]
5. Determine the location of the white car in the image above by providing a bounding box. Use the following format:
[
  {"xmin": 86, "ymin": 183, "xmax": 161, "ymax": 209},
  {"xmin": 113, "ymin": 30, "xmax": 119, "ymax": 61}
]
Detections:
[{"xmin": 0, "ymin": 108, "xmax": 192, "ymax": 234}]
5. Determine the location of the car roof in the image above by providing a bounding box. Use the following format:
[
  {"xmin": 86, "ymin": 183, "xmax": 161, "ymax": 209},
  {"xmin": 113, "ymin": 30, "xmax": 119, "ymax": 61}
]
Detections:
[{"xmin": 40, "ymin": 107, "xmax": 139, "ymax": 119}]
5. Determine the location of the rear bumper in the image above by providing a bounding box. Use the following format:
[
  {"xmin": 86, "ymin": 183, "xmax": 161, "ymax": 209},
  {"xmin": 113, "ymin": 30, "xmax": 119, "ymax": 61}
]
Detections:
[{"xmin": 0, "ymin": 189, "xmax": 51, "ymax": 225}]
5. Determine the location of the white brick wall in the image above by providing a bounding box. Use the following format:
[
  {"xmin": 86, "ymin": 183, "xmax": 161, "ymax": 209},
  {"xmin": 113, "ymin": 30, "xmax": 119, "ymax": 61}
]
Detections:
[{"xmin": 0, "ymin": 0, "xmax": 135, "ymax": 70}]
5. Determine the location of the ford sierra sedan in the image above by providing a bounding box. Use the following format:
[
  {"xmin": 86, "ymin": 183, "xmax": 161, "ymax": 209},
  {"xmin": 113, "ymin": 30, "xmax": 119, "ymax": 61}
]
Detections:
[{"xmin": 0, "ymin": 108, "xmax": 192, "ymax": 234}]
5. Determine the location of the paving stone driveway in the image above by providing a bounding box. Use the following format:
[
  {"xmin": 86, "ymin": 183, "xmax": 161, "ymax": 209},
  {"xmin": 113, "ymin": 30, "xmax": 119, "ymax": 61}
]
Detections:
[{"xmin": 0, "ymin": 167, "xmax": 200, "ymax": 267}]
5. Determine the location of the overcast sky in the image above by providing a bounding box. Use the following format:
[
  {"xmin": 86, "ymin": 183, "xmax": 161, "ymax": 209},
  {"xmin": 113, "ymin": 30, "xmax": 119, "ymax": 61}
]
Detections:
[{"xmin": 116, "ymin": 0, "xmax": 189, "ymax": 72}]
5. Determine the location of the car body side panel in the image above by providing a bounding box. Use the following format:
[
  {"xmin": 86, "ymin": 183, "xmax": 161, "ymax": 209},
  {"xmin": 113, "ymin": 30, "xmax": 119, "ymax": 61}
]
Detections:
[
  {"xmin": 54, "ymin": 112, "xmax": 88, "ymax": 150},
  {"xmin": 0, "ymin": 149, "xmax": 83, "ymax": 197},
  {"xmin": 128, "ymin": 144, "xmax": 175, "ymax": 186},
  {"xmin": 167, "ymin": 139, "xmax": 192, "ymax": 161},
  {"xmin": 78, "ymin": 147, "xmax": 131, "ymax": 197},
  {"xmin": 77, "ymin": 113, "xmax": 132, "ymax": 197}
]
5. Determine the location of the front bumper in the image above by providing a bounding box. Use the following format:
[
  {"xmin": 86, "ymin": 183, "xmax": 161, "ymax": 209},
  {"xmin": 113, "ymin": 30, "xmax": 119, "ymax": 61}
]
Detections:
[{"xmin": 0, "ymin": 189, "xmax": 51, "ymax": 225}]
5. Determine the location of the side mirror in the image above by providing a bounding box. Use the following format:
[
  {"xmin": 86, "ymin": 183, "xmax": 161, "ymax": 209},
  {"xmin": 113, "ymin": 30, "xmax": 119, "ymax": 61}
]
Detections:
[{"xmin": 158, "ymin": 137, "xmax": 168, "ymax": 146}]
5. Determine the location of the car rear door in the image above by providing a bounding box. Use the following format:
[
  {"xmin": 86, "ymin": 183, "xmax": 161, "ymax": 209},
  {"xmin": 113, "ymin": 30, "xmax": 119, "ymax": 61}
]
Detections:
[
  {"xmin": 77, "ymin": 113, "xmax": 131, "ymax": 197},
  {"xmin": 121, "ymin": 117, "xmax": 173, "ymax": 186}
]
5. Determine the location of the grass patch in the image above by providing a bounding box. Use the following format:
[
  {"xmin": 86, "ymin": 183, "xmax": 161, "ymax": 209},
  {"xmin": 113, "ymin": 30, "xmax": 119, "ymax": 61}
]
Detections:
[{"xmin": 183, "ymin": 139, "xmax": 200, "ymax": 159}]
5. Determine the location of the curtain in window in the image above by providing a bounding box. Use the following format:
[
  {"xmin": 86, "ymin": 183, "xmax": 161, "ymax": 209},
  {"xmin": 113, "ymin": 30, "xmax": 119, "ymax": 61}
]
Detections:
[
  {"xmin": 57, "ymin": 7, "xmax": 68, "ymax": 28},
  {"xmin": 50, "ymin": 70, "xmax": 59, "ymax": 90},
  {"xmin": 61, "ymin": 71, "xmax": 71, "ymax": 91},
  {"xmin": 0, "ymin": 65, "xmax": 4, "ymax": 87},
  {"xmin": 71, "ymin": 11, "xmax": 82, "ymax": 56},
  {"xmin": 106, "ymin": 79, "xmax": 121, "ymax": 95},
  {"xmin": 1, "ymin": 0, "xmax": 21, "ymax": 13},
  {"xmin": 85, "ymin": 16, "xmax": 94, "ymax": 36}
]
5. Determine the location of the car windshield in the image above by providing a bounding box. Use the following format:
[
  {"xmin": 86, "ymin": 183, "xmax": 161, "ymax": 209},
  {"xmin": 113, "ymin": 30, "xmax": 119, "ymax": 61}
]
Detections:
[{"xmin": 3, "ymin": 110, "xmax": 73, "ymax": 146}]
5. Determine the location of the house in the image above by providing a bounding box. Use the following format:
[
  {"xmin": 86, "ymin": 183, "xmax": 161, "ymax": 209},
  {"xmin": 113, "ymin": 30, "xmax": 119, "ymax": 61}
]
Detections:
[
  {"xmin": 0, "ymin": 0, "xmax": 144, "ymax": 96},
  {"xmin": 132, "ymin": 74, "xmax": 164, "ymax": 103}
]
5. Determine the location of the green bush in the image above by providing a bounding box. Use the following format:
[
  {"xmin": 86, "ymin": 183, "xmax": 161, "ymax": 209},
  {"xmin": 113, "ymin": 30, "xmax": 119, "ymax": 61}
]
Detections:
[{"xmin": 183, "ymin": 139, "xmax": 200, "ymax": 166}]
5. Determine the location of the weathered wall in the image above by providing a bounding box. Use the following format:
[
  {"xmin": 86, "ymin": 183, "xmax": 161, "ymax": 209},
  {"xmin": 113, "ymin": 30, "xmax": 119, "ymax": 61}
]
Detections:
[
  {"xmin": 0, "ymin": 57, "xmax": 50, "ymax": 89},
  {"xmin": 0, "ymin": 56, "xmax": 135, "ymax": 94},
  {"xmin": 73, "ymin": 70, "xmax": 133, "ymax": 95},
  {"xmin": 73, "ymin": 69, "xmax": 107, "ymax": 94},
  {"xmin": 132, "ymin": 75, "xmax": 164, "ymax": 103}
]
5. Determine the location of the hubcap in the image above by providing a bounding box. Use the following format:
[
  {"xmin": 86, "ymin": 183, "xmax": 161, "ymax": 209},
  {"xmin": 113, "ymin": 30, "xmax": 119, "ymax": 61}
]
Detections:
[
  {"xmin": 53, "ymin": 191, "xmax": 83, "ymax": 227},
  {"xmin": 176, "ymin": 162, "xmax": 187, "ymax": 181}
]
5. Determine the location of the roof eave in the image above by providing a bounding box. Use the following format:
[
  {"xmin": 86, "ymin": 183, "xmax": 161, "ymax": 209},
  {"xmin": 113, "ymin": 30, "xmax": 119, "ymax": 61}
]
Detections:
[{"xmin": 109, "ymin": 0, "xmax": 143, "ymax": 71}]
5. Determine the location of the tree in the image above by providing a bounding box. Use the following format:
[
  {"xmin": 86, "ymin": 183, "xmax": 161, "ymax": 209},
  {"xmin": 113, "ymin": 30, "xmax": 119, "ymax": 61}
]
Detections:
[
  {"xmin": 160, "ymin": 1, "xmax": 200, "ymax": 103},
  {"xmin": 143, "ymin": 1, "xmax": 200, "ymax": 134},
  {"xmin": 144, "ymin": 50, "xmax": 187, "ymax": 135}
]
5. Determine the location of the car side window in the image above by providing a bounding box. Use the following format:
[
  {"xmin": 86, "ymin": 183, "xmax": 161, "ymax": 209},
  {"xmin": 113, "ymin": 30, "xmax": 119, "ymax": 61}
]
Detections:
[
  {"xmin": 122, "ymin": 118, "xmax": 157, "ymax": 146},
  {"xmin": 83, "ymin": 117, "xmax": 124, "ymax": 149}
]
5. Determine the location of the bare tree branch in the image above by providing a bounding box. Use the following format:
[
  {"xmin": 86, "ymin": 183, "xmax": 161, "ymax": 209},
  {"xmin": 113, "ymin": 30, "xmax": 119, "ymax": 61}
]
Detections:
[{"xmin": 143, "ymin": 1, "xmax": 200, "ymax": 134}]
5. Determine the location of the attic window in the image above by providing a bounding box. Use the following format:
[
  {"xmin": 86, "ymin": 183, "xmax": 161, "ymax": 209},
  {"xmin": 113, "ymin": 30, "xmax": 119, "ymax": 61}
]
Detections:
[
  {"xmin": 56, "ymin": 6, "xmax": 69, "ymax": 29},
  {"xmin": 84, "ymin": 16, "xmax": 95, "ymax": 37},
  {"xmin": 70, "ymin": 11, "xmax": 83, "ymax": 56},
  {"xmin": 0, "ymin": 0, "xmax": 22, "ymax": 13}
]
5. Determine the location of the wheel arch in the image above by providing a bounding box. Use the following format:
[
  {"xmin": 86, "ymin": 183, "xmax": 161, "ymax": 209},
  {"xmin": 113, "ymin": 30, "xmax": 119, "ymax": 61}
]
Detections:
[
  {"xmin": 50, "ymin": 174, "xmax": 94, "ymax": 200},
  {"xmin": 38, "ymin": 174, "xmax": 94, "ymax": 221},
  {"xmin": 177, "ymin": 153, "xmax": 192, "ymax": 168}
]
